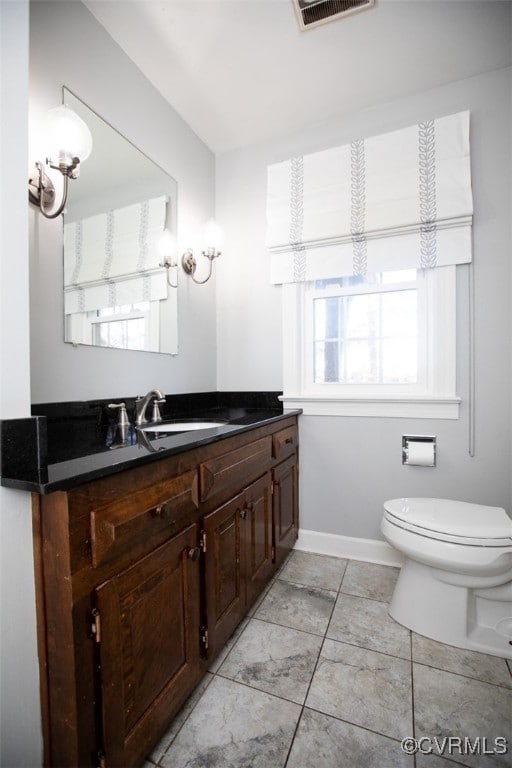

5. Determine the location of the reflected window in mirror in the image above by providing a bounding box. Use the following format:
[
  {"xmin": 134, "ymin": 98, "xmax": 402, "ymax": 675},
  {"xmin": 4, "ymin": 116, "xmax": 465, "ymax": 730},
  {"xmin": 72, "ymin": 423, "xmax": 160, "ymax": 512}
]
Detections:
[{"xmin": 62, "ymin": 88, "xmax": 178, "ymax": 355}]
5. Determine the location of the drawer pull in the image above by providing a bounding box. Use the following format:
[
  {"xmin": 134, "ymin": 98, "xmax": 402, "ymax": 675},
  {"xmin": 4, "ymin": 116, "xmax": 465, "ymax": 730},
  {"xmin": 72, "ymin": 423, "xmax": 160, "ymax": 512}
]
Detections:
[
  {"xmin": 187, "ymin": 547, "xmax": 201, "ymax": 562},
  {"xmin": 152, "ymin": 504, "xmax": 167, "ymax": 517}
]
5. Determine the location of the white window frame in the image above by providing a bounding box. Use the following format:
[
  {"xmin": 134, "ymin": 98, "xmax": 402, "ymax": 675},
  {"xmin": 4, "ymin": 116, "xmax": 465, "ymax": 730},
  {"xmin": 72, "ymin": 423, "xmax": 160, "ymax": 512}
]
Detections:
[{"xmin": 281, "ymin": 265, "xmax": 460, "ymax": 419}]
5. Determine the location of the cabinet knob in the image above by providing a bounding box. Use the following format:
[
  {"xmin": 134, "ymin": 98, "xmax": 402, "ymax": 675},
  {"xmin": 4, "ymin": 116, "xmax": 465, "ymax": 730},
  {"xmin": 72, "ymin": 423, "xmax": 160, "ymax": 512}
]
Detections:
[
  {"xmin": 240, "ymin": 502, "xmax": 254, "ymax": 520},
  {"xmin": 187, "ymin": 547, "xmax": 200, "ymax": 562}
]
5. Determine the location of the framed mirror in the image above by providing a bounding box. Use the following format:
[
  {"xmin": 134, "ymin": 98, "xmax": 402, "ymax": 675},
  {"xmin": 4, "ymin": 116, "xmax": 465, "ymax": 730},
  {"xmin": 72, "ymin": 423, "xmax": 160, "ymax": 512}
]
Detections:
[{"xmin": 62, "ymin": 88, "xmax": 178, "ymax": 354}]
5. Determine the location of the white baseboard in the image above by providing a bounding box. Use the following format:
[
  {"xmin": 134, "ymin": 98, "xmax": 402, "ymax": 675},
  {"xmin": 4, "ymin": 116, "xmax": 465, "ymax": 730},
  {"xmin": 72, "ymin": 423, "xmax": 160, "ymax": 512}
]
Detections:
[{"xmin": 295, "ymin": 528, "xmax": 404, "ymax": 568}]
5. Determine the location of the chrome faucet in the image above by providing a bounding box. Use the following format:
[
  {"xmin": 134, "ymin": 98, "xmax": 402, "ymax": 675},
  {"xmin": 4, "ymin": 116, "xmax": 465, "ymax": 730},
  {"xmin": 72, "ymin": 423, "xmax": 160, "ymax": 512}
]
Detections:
[{"xmin": 135, "ymin": 389, "xmax": 166, "ymax": 426}]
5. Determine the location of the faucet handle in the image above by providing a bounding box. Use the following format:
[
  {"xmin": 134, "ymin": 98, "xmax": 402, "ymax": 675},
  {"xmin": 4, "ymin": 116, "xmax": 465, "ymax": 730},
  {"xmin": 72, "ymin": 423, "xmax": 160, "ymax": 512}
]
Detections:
[
  {"xmin": 151, "ymin": 398, "xmax": 166, "ymax": 423},
  {"xmin": 108, "ymin": 402, "xmax": 130, "ymax": 427}
]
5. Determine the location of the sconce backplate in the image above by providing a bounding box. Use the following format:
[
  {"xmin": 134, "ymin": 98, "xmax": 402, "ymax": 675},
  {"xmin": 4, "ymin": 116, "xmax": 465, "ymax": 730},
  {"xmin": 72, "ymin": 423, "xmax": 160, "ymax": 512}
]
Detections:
[
  {"xmin": 181, "ymin": 249, "xmax": 197, "ymax": 276},
  {"xmin": 28, "ymin": 164, "xmax": 56, "ymax": 208}
]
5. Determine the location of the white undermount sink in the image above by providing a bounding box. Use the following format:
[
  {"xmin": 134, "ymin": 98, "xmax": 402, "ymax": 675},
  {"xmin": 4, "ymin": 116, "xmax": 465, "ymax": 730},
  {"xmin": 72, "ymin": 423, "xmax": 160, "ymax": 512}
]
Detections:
[{"xmin": 140, "ymin": 420, "xmax": 227, "ymax": 433}]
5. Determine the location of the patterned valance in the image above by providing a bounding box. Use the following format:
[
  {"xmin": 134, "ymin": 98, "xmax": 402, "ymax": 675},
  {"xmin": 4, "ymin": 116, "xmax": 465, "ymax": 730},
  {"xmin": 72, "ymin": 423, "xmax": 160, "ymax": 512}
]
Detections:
[
  {"xmin": 266, "ymin": 111, "xmax": 473, "ymax": 284},
  {"xmin": 64, "ymin": 196, "xmax": 168, "ymax": 313}
]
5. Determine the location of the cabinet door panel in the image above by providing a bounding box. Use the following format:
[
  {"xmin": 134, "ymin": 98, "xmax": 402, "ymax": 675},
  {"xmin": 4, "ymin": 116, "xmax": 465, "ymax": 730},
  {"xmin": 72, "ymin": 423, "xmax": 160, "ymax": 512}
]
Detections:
[
  {"xmin": 273, "ymin": 455, "xmax": 298, "ymax": 568},
  {"xmin": 244, "ymin": 474, "xmax": 273, "ymax": 608},
  {"xmin": 203, "ymin": 493, "xmax": 244, "ymax": 660},
  {"xmin": 95, "ymin": 524, "xmax": 201, "ymax": 768}
]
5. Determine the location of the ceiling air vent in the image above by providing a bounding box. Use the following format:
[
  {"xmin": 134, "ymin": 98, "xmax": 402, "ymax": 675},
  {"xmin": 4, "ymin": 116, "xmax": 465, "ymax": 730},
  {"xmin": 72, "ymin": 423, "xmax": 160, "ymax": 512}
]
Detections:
[{"xmin": 293, "ymin": 0, "xmax": 374, "ymax": 31}]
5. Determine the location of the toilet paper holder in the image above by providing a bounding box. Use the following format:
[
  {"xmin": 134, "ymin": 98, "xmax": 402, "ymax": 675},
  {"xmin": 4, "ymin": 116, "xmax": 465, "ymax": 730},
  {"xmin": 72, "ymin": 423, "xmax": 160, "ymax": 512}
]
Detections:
[{"xmin": 402, "ymin": 435, "xmax": 436, "ymax": 466}]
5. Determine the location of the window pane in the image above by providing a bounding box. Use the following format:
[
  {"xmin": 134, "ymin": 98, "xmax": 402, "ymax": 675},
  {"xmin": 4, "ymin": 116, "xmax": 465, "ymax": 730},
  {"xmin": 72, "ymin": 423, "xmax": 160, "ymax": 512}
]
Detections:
[
  {"xmin": 345, "ymin": 339, "xmax": 380, "ymax": 383},
  {"xmin": 381, "ymin": 290, "xmax": 416, "ymax": 337},
  {"xmin": 314, "ymin": 297, "xmax": 340, "ymax": 340},
  {"xmin": 314, "ymin": 341, "xmax": 339, "ymax": 382},
  {"xmin": 345, "ymin": 294, "xmax": 379, "ymax": 339},
  {"xmin": 382, "ymin": 338, "xmax": 417, "ymax": 382}
]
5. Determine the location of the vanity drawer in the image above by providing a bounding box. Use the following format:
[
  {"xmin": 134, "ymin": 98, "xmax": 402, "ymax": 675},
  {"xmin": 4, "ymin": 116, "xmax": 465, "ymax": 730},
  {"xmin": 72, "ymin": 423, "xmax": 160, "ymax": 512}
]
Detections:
[
  {"xmin": 272, "ymin": 425, "xmax": 298, "ymax": 461},
  {"xmin": 199, "ymin": 436, "xmax": 272, "ymax": 503},
  {"xmin": 90, "ymin": 470, "xmax": 199, "ymax": 567}
]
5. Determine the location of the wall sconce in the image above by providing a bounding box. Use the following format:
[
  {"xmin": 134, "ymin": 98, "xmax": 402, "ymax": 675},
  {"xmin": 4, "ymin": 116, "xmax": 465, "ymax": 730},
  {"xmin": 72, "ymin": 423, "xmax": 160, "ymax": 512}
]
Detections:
[
  {"xmin": 158, "ymin": 229, "xmax": 178, "ymax": 288},
  {"xmin": 28, "ymin": 105, "xmax": 93, "ymax": 219},
  {"xmin": 181, "ymin": 218, "xmax": 223, "ymax": 284}
]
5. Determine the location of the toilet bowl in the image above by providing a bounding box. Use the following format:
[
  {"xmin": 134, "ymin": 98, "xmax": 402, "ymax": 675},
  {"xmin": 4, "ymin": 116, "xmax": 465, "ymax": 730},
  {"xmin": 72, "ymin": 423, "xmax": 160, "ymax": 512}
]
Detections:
[{"xmin": 381, "ymin": 498, "xmax": 512, "ymax": 659}]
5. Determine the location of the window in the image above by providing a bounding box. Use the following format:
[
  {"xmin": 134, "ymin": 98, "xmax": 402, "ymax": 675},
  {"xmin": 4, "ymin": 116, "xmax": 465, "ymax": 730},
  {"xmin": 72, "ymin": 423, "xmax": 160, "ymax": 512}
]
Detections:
[
  {"xmin": 92, "ymin": 304, "xmax": 151, "ymax": 350},
  {"xmin": 282, "ymin": 266, "xmax": 460, "ymax": 418},
  {"xmin": 66, "ymin": 302, "xmax": 161, "ymax": 352}
]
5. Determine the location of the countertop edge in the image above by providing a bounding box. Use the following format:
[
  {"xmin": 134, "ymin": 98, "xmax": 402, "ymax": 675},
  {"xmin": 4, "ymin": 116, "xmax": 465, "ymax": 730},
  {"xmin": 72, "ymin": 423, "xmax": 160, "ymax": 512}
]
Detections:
[{"xmin": 1, "ymin": 411, "xmax": 301, "ymax": 495}]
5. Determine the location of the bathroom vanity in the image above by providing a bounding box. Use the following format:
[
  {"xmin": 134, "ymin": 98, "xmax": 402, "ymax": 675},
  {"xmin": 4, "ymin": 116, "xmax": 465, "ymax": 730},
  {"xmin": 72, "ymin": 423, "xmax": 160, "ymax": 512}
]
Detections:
[{"xmin": 1, "ymin": 396, "xmax": 299, "ymax": 768}]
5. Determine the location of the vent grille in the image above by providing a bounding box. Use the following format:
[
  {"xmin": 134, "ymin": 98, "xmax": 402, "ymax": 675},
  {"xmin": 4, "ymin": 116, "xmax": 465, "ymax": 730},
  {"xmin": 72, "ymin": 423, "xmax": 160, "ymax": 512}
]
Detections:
[{"xmin": 293, "ymin": 0, "xmax": 374, "ymax": 30}]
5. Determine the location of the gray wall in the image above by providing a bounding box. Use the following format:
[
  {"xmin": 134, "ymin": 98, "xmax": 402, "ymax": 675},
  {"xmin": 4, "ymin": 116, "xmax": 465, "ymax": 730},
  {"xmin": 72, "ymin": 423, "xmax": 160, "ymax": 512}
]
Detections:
[
  {"xmin": 29, "ymin": 0, "xmax": 218, "ymax": 403},
  {"xmin": 0, "ymin": 2, "xmax": 43, "ymax": 765},
  {"xmin": 216, "ymin": 65, "xmax": 512, "ymax": 540}
]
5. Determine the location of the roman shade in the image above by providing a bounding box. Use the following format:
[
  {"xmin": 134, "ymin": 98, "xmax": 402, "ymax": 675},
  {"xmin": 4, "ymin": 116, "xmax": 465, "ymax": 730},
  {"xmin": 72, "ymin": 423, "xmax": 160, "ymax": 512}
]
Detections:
[
  {"xmin": 64, "ymin": 196, "xmax": 168, "ymax": 313},
  {"xmin": 266, "ymin": 111, "xmax": 473, "ymax": 284}
]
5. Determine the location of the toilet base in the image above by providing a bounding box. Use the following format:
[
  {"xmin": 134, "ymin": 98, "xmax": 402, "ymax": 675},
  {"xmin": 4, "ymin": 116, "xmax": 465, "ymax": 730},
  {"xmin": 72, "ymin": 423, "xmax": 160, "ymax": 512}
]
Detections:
[{"xmin": 389, "ymin": 558, "xmax": 512, "ymax": 659}]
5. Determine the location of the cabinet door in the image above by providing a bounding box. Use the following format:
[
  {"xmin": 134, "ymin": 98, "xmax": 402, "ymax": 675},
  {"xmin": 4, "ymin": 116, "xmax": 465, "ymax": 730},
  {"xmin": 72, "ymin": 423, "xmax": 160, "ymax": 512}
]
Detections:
[
  {"xmin": 95, "ymin": 524, "xmax": 201, "ymax": 768},
  {"xmin": 243, "ymin": 473, "xmax": 273, "ymax": 609},
  {"xmin": 203, "ymin": 493, "xmax": 245, "ymax": 661},
  {"xmin": 203, "ymin": 474, "xmax": 273, "ymax": 659},
  {"xmin": 273, "ymin": 454, "xmax": 299, "ymax": 569}
]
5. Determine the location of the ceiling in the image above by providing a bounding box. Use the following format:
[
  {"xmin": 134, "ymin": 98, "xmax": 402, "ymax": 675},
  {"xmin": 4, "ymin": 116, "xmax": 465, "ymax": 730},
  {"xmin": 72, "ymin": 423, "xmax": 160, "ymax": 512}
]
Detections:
[{"xmin": 84, "ymin": 0, "xmax": 511, "ymax": 155}]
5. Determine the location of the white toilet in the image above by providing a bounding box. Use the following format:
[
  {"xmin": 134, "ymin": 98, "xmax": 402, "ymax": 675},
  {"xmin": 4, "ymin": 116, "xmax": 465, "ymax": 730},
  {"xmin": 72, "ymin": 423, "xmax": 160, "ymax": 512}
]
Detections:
[{"xmin": 381, "ymin": 498, "xmax": 512, "ymax": 659}]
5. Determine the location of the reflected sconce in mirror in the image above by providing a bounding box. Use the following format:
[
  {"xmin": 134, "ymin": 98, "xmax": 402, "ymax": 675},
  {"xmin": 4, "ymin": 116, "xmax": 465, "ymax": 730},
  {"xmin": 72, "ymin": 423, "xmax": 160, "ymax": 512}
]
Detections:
[
  {"xmin": 181, "ymin": 218, "xmax": 223, "ymax": 284},
  {"xmin": 158, "ymin": 229, "xmax": 179, "ymax": 288},
  {"xmin": 28, "ymin": 105, "xmax": 93, "ymax": 219}
]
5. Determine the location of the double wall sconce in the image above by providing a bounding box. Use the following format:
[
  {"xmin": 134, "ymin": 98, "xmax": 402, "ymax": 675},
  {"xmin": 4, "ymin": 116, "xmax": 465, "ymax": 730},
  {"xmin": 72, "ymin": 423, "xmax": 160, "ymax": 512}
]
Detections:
[
  {"xmin": 28, "ymin": 105, "xmax": 93, "ymax": 219},
  {"xmin": 158, "ymin": 218, "xmax": 223, "ymax": 287},
  {"xmin": 182, "ymin": 218, "xmax": 223, "ymax": 285}
]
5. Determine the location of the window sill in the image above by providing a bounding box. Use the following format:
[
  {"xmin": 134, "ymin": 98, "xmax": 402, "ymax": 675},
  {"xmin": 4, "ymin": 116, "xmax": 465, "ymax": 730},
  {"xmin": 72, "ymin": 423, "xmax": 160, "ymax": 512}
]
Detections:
[{"xmin": 280, "ymin": 395, "xmax": 461, "ymax": 419}]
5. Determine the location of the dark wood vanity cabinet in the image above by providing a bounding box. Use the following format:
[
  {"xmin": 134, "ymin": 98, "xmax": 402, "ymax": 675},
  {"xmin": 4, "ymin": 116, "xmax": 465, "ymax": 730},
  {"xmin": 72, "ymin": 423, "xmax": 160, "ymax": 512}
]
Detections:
[{"xmin": 33, "ymin": 416, "xmax": 298, "ymax": 768}]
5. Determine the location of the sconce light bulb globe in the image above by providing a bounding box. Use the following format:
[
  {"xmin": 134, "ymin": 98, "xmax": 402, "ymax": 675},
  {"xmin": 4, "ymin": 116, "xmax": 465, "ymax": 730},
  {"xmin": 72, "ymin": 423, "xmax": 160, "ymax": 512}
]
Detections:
[
  {"xmin": 203, "ymin": 218, "xmax": 223, "ymax": 253},
  {"xmin": 45, "ymin": 105, "xmax": 93, "ymax": 168},
  {"xmin": 157, "ymin": 229, "xmax": 178, "ymax": 262}
]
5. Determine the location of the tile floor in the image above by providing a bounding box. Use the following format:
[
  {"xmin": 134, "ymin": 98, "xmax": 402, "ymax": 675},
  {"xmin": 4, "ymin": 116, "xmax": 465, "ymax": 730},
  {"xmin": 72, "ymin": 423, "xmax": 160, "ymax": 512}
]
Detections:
[{"xmin": 145, "ymin": 551, "xmax": 512, "ymax": 768}]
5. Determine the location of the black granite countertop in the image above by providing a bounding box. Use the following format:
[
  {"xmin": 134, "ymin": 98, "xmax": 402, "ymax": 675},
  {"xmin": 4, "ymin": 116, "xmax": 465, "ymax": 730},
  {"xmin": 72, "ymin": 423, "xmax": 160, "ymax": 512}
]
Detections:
[{"xmin": 0, "ymin": 392, "xmax": 300, "ymax": 495}]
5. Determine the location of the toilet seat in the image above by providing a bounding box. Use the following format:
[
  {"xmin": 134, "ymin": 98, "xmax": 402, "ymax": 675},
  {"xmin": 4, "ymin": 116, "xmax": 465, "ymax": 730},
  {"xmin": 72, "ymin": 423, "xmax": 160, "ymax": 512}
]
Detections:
[{"xmin": 384, "ymin": 498, "xmax": 512, "ymax": 548}]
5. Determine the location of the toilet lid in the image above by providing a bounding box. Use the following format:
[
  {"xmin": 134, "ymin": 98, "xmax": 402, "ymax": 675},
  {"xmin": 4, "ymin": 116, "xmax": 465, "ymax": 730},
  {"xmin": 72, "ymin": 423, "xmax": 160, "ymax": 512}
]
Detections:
[{"xmin": 384, "ymin": 498, "xmax": 512, "ymax": 543}]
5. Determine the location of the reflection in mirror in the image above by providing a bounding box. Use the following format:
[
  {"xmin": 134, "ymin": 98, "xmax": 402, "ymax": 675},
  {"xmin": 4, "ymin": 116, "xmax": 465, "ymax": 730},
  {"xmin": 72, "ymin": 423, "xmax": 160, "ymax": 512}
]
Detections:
[{"xmin": 62, "ymin": 88, "xmax": 178, "ymax": 354}]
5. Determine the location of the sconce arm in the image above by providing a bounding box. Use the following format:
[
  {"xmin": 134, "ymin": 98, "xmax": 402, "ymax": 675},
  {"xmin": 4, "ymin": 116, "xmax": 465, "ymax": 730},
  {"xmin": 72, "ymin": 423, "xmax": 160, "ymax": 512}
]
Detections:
[
  {"xmin": 159, "ymin": 258, "xmax": 178, "ymax": 289},
  {"xmin": 181, "ymin": 248, "xmax": 220, "ymax": 285}
]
